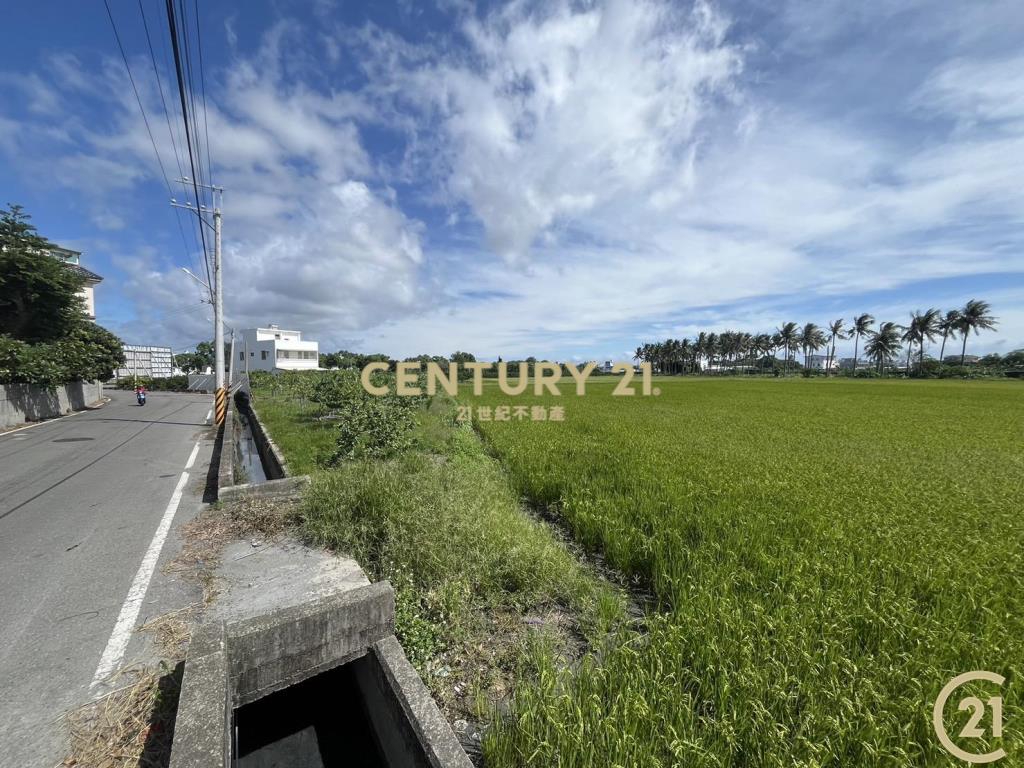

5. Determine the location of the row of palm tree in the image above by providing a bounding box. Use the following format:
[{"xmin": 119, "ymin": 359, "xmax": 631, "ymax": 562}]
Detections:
[{"xmin": 634, "ymin": 299, "xmax": 998, "ymax": 376}]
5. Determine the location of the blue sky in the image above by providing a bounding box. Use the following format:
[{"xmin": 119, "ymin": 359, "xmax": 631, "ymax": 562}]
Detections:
[{"xmin": 2, "ymin": 0, "xmax": 1022, "ymax": 361}]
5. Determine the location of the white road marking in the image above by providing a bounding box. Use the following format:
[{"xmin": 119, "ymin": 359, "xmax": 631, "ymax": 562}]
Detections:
[
  {"xmin": 90, "ymin": 440, "xmax": 201, "ymax": 689},
  {"xmin": 184, "ymin": 439, "xmax": 201, "ymax": 470},
  {"xmin": 204, "ymin": 408, "xmax": 212, "ymax": 424}
]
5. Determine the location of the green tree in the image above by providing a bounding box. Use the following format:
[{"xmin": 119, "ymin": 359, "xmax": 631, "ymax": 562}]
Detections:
[
  {"xmin": 62, "ymin": 322, "xmax": 125, "ymax": 381},
  {"xmin": 865, "ymin": 322, "xmax": 903, "ymax": 375},
  {"xmin": 847, "ymin": 313, "xmax": 874, "ymax": 376},
  {"xmin": 1002, "ymin": 349, "xmax": 1024, "ymax": 368},
  {"xmin": 798, "ymin": 322, "xmax": 826, "ymax": 370},
  {"xmin": 937, "ymin": 309, "xmax": 960, "ymax": 364},
  {"xmin": 902, "ymin": 308, "xmax": 940, "ymax": 373},
  {"xmin": 0, "ymin": 204, "xmax": 86, "ymax": 342},
  {"xmin": 955, "ymin": 299, "xmax": 998, "ymax": 364},
  {"xmin": 174, "ymin": 352, "xmax": 203, "ymax": 374},
  {"xmin": 194, "ymin": 340, "xmax": 216, "ymax": 370},
  {"xmin": 775, "ymin": 323, "xmax": 799, "ymax": 374},
  {"xmin": 825, "ymin": 319, "xmax": 846, "ymax": 375}
]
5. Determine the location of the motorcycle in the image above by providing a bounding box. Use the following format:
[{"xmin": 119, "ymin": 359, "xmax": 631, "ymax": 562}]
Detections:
[{"xmin": 136, "ymin": 391, "xmax": 147, "ymax": 406}]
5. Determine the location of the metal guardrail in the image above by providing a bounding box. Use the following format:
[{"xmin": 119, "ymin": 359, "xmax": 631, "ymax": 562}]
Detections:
[
  {"xmin": 187, "ymin": 372, "xmax": 249, "ymax": 393},
  {"xmin": 187, "ymin": 374, "xmax": 215, "ymax": 392}
]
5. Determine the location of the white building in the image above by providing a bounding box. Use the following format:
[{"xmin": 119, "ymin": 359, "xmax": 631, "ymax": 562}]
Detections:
[
  {"xmin": 239, "ymin": 325, "xmax": 319, "ymax": 372},
  {"xmin": 53, "ymin": 246, "xmax": 102, "ymax": 320},
  {"xmin": 805, "ymin": 353, "xmax": 837, "ymax": 370},
  {"xmin": 116, "ymin": 345, "xmax": 175, "ymax": 379}
]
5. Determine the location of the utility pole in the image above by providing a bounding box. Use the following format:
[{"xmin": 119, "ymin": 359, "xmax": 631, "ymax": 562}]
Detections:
[
  {"xmin": 213, "ymin": 204, "xmax": 225, "ymax": 423},
  {"xmin": 172, "ymin": 179, "xmax": 225, "ymax": 425}
]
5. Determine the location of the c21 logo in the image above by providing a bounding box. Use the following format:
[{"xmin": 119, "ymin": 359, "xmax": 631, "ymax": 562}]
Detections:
[{"xmin": 933, "ymin": 671, "xmax": 1008, "ymax": 764}]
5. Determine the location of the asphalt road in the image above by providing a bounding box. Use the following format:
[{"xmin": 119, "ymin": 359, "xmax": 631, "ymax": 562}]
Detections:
[{"xmin": 0, "ymin": 389, "xmax": 215, "ymax": 767}]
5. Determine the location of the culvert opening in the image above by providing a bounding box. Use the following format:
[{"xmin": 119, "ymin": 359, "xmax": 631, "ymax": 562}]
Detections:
[{"xmin": 233, "ymin": 655, "xmax": 400, "ymax": 768}]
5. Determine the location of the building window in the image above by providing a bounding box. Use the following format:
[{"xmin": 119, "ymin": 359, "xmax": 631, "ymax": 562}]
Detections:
[
  {"xmin": 240, "ymin": 351, "xmax": 244, "ymax": 361},
  {"xmin": 261, "ymin": 351, "xmax": 268, "ymax": 360}
]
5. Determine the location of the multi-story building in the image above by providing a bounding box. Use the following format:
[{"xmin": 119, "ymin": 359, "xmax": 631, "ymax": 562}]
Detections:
[
  {"xmin": 116, "ymin": 345, "xmax": 175, "ymax": 379},
  {"xmin": 239, "ymin": 325, "xmax": 320, "ymax": 372},
  {"xmin": 52, "ymin": 246, "xmax": 102, "ymax": 320}
]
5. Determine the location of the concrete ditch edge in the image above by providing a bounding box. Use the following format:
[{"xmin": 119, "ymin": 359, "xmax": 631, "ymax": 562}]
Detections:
[
  {"xmin": 169, "ymin": 580, "xmax": 473, "ymax": 767},
  {"xmin": 217, "ymin": 389, "xmax": 307, "ymax": 502}
]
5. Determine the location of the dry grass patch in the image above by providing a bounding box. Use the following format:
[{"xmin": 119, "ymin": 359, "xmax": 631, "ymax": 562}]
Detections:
[{"xmin": 61, "ymin": 664, "xmax": 182, "ymax": 768}]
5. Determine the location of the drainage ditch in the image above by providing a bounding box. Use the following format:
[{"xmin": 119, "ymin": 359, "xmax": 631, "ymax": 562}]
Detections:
[
  {"xmin": 234, "ymin": 661, "xmax": 386, "ymax": 767},
  {"xmin": 235, "ymin": 408, "xmax": 268, "ymax": 486}
]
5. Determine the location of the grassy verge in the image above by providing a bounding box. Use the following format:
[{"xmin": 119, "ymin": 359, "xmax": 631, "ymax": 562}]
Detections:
[
  {"xmin": 250, "ymin": 381, "xmax": 626, "ymax": 738},
  {"xmin": 246, "ymin": 395, "xmax": 337, "ymax": 476}
]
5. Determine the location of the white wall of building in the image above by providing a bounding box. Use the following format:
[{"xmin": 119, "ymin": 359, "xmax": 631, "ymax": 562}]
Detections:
[
  {"xmin": 116, "ymin": 345, "xmax": 175, "ymax": 379},
  {"xmin": 239, "ymin": 326, "xmax": 319, "ymax": 372},
  {"xmin": 80, "ymin": 284, "xmax": 96, "ymax": 319},
  {"xmin": 805, "ymin": 354, "xmax": 836, "ymax": 370}
]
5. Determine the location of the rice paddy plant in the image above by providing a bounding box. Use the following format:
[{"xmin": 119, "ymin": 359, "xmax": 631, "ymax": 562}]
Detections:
[{"xmin": 473, "ymin": 378, "xmax": 1023, "ymax": 766}]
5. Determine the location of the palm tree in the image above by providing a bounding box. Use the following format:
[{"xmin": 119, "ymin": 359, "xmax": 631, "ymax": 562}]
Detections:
[
  {"xmin": 902, "ymin": 308, "xmax": 941, "ymax": 372},
  {"xmin": 777, "ymin": 322, "xmax": 799, "ymax": 374},
  {"xmin": 826, "ymin": 318, "xmax": 846, "ymax": 375},
  {"xmin": 799, "ymin": 322, "xmax": 826, "ymax": 369},
  {"xmin": 937, "ymin": 310, "xmax": 960, "ymax": 364},
  {"xmin": 848, "ymin": 313, "xmax": 874, "ymax": 376},
  {"xmin": 754, "ymin": 333, "xmax": 772, "ymax": 373},
  {"xmin": 684, "ymin": 338, "xmax": 695, "ymax": 374},
  {"xmin": 705, "ymin": 332, "xmax": 719, "ymax": 372},
  {"xmin": 865, "ymin": 322, "xmax": 903, "ymax": 375},
  {"xmin": 955, "ymin": 299, "xmax": 998, "ymax": 364},
  {"xmin": 694, "ymin": 332, "xmax": 708, "ymax": 374}
]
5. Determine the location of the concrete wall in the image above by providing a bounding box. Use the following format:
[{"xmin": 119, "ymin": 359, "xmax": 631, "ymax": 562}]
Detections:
[
  {"xmin": 170, "ymin": 581, "xmax": 472, "ymax": 768},
  {"xmin": 0, "ymin": 380, "xmax": 104, "ymax": 429},
  {"xmin": 355, "ymin": 637, "xmax": 475, "ymax": 768}
]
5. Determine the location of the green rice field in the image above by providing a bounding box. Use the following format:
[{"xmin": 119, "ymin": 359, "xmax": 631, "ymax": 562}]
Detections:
[{"xmin": 471, "ymin": 378, "xmax": 1023, "ymax": 766}]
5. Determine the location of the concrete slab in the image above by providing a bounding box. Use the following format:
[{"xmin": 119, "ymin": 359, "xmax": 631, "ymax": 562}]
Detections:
[{"xmin": 210, "ymin": 540, "xmax": 369, "ymax": 623}]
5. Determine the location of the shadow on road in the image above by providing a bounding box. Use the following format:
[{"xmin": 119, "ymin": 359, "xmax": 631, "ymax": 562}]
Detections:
[{"xmin": 95, "ymin": 418, "xmax": 210, "ymax": 427}]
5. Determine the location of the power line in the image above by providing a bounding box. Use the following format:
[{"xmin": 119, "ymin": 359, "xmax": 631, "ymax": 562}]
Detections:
[
  {"xmin": 194, "ymin": 0, "xmax": 214, "ymax": 192},
  {"xmin": 176, "ymin": 0, "xmax": 213, "ymax": 277},
  {"xmin": 164, "ymin": 0, "xmax": 212, "ymax": 290},
  {"xmin": 137, "ymin": 0, "xmax": 204, "ymax": 284},
  {"xmin": 102, "ymin": 0, "xmax": 196, "ymax": 279},
  {"xmin": 103, "ymin": 0, "xmax": 172, "ymax": 197},
  {"xmin": 179, "ymin": 0, "xmax": 209, "ymax": 212},
  {"xmin": 138, "ymin": 1, "xmax": 184, "ymax": 180}
]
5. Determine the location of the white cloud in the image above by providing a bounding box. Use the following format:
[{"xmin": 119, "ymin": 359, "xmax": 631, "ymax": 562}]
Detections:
[
  {"xmin": 387, "ymin": 0, "xmax": 743, "ymax": 263},
  {"xmin": 1, "ymin": 0, "xmax": 1021, "ymax": 359},
  {"xmin": 914, "ymin": 54, "xmax": 1024, "ymax": 129}
]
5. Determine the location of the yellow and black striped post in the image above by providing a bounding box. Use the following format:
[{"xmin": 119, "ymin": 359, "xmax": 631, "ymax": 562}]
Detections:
[{"xmin": 215, "ymin": 387, "xmax": 227, "ymax": 427}]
